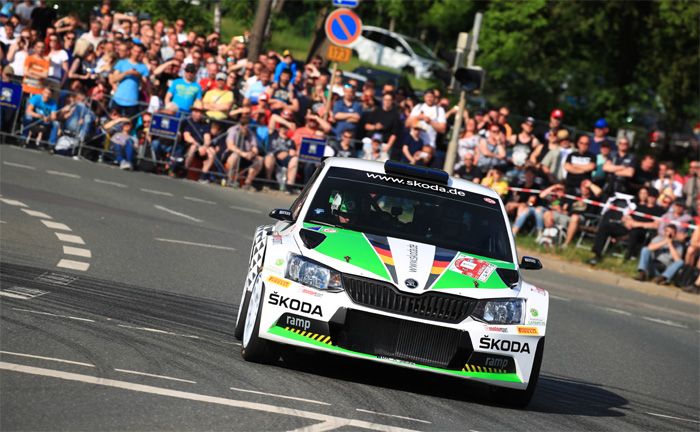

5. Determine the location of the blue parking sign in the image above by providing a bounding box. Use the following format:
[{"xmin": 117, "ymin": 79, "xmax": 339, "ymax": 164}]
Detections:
[
  {"xmin": 0, "ymin": 81, "xmax": 22, "ymax": 109},
  {"xmin": 150, "ymin": 113, "xmax": 180, "ymax": 139},
  {"xmin": 299, "ymin": 137, "xmax": 328, "ymax": 164}
]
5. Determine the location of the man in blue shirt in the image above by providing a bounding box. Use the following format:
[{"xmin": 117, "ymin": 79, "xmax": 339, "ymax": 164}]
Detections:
[
  {"xmin": 332, "ymin": 84, "xmax": 361, "ymax": 138},
  {"xmin": 110, "ymin": 43, "xmax": 149, "ymax": 119},
  {"xmin": 244, "ymin": 67, "xmax": 271, "ymax": 106},
  {"xmin": 165, "ymin": 63, "xmax": 203, "ymax": 114},
  {"xmin": 25, "ymin": 87, "xmax": 58, "ymax": 147},
  {"xmin": 273, "ymin": 50, "xmax": 297, "ymax": 83}
]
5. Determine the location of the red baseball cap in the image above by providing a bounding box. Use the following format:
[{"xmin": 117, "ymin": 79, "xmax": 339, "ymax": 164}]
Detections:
[{"xmin": 550, "ymin": 109, "xmax": 564, "ymax": 119}]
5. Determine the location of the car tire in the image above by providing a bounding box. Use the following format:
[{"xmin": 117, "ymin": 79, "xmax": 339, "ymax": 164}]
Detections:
[
  {"xmin": 490, "ymin": 337, "xmax": 545, "ymax": 409},
  {"xmin": 234, "ymin": 225, "xmax": 270, "ymax": 340},
  {"xmin": 233, "ymin": 289, "xmax": 251, "ymax": 340},
  {"xmin": 241, "ymin": 276, "xmax": 278, "ymax": 363}
]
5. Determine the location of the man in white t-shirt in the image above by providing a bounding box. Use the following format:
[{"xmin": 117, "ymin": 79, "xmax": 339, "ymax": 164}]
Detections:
[
  {"xmin": 406, "ymin": 90, "xmax": 446, "ymax": 148},
  {"xmin": 78, "ymin": 19, "xmax": 104, "ymax": 49}
]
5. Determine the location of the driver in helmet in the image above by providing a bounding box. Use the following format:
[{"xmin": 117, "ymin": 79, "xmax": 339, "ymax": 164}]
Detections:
[{"xmin": 330, "ymin": 191, "xmax": 360, "ymax": 225}]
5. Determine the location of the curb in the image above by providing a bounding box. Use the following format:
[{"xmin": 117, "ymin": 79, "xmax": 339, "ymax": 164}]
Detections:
[{"xmin": 519, "ymin": 247, "xmax": 700, "ymax": 306}]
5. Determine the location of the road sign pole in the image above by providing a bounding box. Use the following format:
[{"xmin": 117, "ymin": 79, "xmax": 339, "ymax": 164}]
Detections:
[
  {"xmin": 444, "ymin": 12, "xmax": 482, "ymax": 175},
  {"xmin": 324, "ymin": 62, "xmax": 338, "ymax": 122}
]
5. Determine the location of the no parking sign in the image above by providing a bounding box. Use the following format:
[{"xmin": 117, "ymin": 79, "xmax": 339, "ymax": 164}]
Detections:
[{"xmin": 325, "ymin": 8, "xmax": 362, "ymax": 47}]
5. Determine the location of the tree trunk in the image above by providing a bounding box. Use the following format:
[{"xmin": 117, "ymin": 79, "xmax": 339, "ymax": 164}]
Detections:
[
  {"xmin": 305, "ymin": 4, "xmax": 329, "ymax": 64},
  {"xmin": 248, "ymin": 0, "xmax": 273, "ymax": 62}
]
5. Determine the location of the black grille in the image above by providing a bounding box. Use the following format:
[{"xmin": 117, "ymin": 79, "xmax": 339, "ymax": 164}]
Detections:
[
  {"xmin": 330, "ymin": 309, "xmax": 472, "ymax": 369},
  {"xmin": 342, "ymin": 274, "xmax": 477, "ymax": 323}
]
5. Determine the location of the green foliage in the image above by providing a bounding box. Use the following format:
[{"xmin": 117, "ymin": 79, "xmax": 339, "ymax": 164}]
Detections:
[{"xmin": 116, "ymin": 0, "xmax": 213, "ymax": 33}]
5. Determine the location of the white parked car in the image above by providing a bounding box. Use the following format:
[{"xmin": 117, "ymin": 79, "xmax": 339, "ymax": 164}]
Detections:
[
  {"xmin": 235, "ymin": 158, "xmax": 549, "ymax": 408},
  {"xmin": 349, "ymin": 26, "xmax": 448, "ymax": 80}
]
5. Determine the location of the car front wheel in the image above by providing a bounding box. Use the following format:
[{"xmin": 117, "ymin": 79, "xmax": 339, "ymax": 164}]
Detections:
[
  {"xmin": 490, "ymin": 337, "xmax": 545, "ymax": 409},
  {"xmin": 241, "ymin": 276, "xmax": 278, "ymax": 363}
]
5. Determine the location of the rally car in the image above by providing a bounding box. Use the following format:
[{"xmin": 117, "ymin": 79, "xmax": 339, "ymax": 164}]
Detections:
[{"xmin": 235, "ymin": 158, "xmax": 548, "ymax": 408}]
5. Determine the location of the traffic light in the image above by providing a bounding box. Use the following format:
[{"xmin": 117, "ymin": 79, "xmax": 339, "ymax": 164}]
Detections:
[{"xmin": 454, "ymin": 67, "xmax": 485, "ymax": 93}]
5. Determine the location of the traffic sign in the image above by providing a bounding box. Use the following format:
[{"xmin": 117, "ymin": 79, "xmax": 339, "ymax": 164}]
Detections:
[
  {"xmin": 332, "ymin": 0, "xmax": 359, "ymax": 8},
  {"xmin": 326, "ymin": 44, "xmax": 352, "ymax": 63},
  {"xmin": 325, "ymin": 8, "xmax": 362, "ymax": 47}
]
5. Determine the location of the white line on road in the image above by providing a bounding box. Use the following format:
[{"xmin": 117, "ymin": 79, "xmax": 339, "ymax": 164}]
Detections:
[
  {"xmin": 154, "ymin": 205, "xmax": 202, "ymax": 222},
  {"xmin": 3, "ymin": 161, "xmax": 36, "ymax": 170},
  {"xmin": 0, "ymin": 362, "xmax": 419, "ymax": 432},
  {"xmin": 56, "ymin": 259, "xmax": 90, "ymax": 271},
  {"xmin": 62, "ymin": 246, "xmax": 92, "ymax": 258},
  {"xmin": 46, "ymin": 170, "xmax": 80, "ymax": 179},
  {"xmin": 230, "ymin": 205, "xmax": 262, "ymax": 214},
  {"xmin": 0, "ymin": 352, "xmax": 94, "ymax": 368},
  {"xmin": 549, "ymin": 295, "xmax": 571, "ymax": 302},
  {"xmin": 184, "ymin": 196, "xmax": 216, "ymax": 205},
  {"xmin": 0, "ymin": 198, "xmax": 28, "ymax": 207},
  {"xmin": 12, "ymin": 307, "xmax": 95, "ymax": 323},
  {"xmin": 0, "ymin": 292, "xmax": 31, "ymax": 299},
  {"xmin": 114, "ymin": 369, "xmax": 197, "ymax": 384},
  {"xmin": 41, "ymin": 220, "xmax": 72, "ymax": 231},
  {"xmin": 0, "ymin": 220, "xmax": 5, "ymax": 223},
  {"xmin": 21, "ymin": 209, "xmax": 52, "ymax": 219},
  {"xmin": 141, "ymin": 188, "xmax": 174, "ymax": 196},
  {"xmin": 154, "ymin": 238, "xmax": 236, "ymax": 251},
  {"xmin": 641, "ymin": 317, "xmax": 687, "ymax": 328},
  {"xmin": 55, "ymin": 233, "xmax": 85, "ymax": 244},
  {"xmin": 229, "ymin": 387, "xmax": 331, "ymax": 406},
  {"xmin": 355, "ymin": 409, "xmax": 431, "ymax": 424},
  {"xmin": 602, "ymin": 307, "xmax": 632, "ymax": 316},
  {"xmin": 117, "ymin": 324, "xmax": 201, "ymax": 339},
  {"xmin": 95, "ymin": 178, "xmax": 127, "ymax": 188},
  {"xmin": 646, "ymin": 412, "xmax": 700, "ymax": 424}
]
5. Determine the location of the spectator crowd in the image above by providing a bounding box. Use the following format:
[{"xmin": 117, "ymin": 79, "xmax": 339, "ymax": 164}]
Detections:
[{"xmin": 0, "ymin": 0, "xmax": 698, "ymax": 292}]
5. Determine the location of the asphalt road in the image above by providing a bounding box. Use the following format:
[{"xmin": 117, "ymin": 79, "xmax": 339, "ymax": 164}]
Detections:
[{"xmin": 1, "ymin": 145, "xmax": 699, "ymax": 432}]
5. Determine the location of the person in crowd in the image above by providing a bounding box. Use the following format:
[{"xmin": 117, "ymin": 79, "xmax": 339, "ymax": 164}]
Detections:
[
  {"xmin": 291, "ymin": 110, "xmax": 332, "ymax": 150},
  {"xmin": 477, "ymin": 123, "xmax": 506, "ymax": 172},
  {"xmin": 264, "ymin": 116, "xmax": 298, "ymax": 190},
  {"xmin": 110, "ymin": 119, "xmax": 136, "ymax": 170},
  {"xmin": 508, "ymin": 116, "xmax": 540, "ymax": 180},
  {"xmin": 334, "ymin": 130, "xmax": 357, "ymax": 158},
  {"xmin": 635, "ymin": 224, "xmax": 685, "ymax": 285},
  {"xmin": 654, "ymin": 161, "xmax": 683, "ymax": 199},
  {"xmin": 269, "ymin": 68, "xmax": 298, "ymax": 115},
  {"xmin": 510, "ymin": 168, "xmax": 547, "ymax": 235},
  {"xmin": 563, "ymin": 135, "xmax": 595, "ymax": 195},
  {"xmin": 202, "ymin": 72, "xmax": 233, "ymax": 121},
  {"xmin": 498, "ymin": 106, "xmax": 512, "ymax": 139},
  {"xmin": 165, "ymin": 63, "xmax": 202, "ymax": 114},
  {"xmin": 22, "ymin": 39, "xmax": 48, "ymax": 95},
  {"xmin": 454, "ymin": 118, "xmax": 480, "ymax": 171},
  {"xmin": 543, "ymin": 108, "xmax": 563, "ymax": 143},
  {"xmin": 224, "ymin": 115, "xmax": 262, "ymax": 190},
  {"xmin": 602, "ymin": 135, "xmax": 636, "ymax": 194},
  {"xmin": 400, "ymin": 124, "xmax": 424, "ymax": 165},
  {"xmin": 454, "ymin": 151, "xmax": 482, "ymax": 183},
  {"xmin": 545, "ymin": 179, "xmax": 603, "ymax": 247},
  {"xmin": 110, "ymin": 42, "xmax": 148, "ymax": 119},
  {"xmin": 244, "ymin": 66, "xmax": 271, "ymax": 106},
  {"xmin": 273, "ymin": 49, "xmax": 297, "ymax": 83},
  {"xmin": 406, "ymin": 89, "xmax": 446, "ymax": 148},
  {"xmin": 24, "ymin": 87, "xmax": 57, "ymax": 147},
  {"xmin": 362, "ymin": 133, "xmax": 388, "ymax": 162},
  {"xmin": 590, "ymin": 118, "xmax": 614, "ymax": 155},
  {"xmin": 683, "ymin": 161, "xmax": 699, "ymax": 214},
  {"xmin": 682, "ymin": 227, "xmax": 700, "ymax": 293},
  {"xmin": 481, "ymin": 167, "xmax": 509, "ymax": 198},
  {"xmin": 362, "ymin": 91, "xmax": 402, "ymax": 160},
  {"xmin": 67, "ymin": 41, "xmax": 97, "ymax": 90},
  {"xmin": 538, "ymin": 128, "xmax": 568, "ymax": 183},
  {"xmin": 182, "ymin": 101, "xmax": 216, "ymax": 182},
  {"xmin": 657, "ymin": 199, "xmax": 693, "ymax": 237},
  {"xmin": 79, "ymin": 18, "xmax": 104, "ymax": 49},
  {"xmin": 331, "ymin": 83, "xmax": 361, "ymax": 137}
]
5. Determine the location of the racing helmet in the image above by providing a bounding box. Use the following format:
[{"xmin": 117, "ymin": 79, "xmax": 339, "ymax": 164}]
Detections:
[{"xmin": 329, "ymin": 191, "xmax": 359, "ymax": 219}]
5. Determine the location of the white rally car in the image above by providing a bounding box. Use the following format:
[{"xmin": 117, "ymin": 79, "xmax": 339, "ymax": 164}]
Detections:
[{"xmin": 235, "ymin": 158, "xmax": 548, "ymax": 408}]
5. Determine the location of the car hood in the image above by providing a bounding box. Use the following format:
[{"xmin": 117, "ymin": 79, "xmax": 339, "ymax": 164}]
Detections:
[{"xmin": 301, "ymin": 223, "xmax": 518, "ymax": 293}]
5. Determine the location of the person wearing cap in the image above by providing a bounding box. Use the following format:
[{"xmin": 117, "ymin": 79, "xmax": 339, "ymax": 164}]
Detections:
[
  {"xmin": 273, "ymin": 49, "xmax": 297, "ymax": 84},
  {"xmin": 110, "ymin": 43, "xmax": 149, "ymax": 118},
  {"xmin": 590, "ymin": 118, "xmax": 615, "ymax": 155},
  {"xmin": 543, "ymin": 108, "xmax": 563, "ymax": 143},
  {"xmin": 269, "ymin": 68, "xmax": 298, "ymax": 115},
  {"xmin": 602, "ymin": 135, "xmax": 636, "ymax": 194},
  {"xmin": 165, "ymin": 62, "xmax": 203, "ymax": 113},
  {"xmin": 508, "ymin": 116, "xmax": 541, "ymax": 177},
  {"xmin": 202, "ymin": 72, "xmax": 234, "ymax": 121},
  {"xmin": 362, "ymin": 133, "xmax": 388, "ymax": 162},
  {"xmin": 183, "ymin": 100, "xmax": 217, "ymax": 182}
]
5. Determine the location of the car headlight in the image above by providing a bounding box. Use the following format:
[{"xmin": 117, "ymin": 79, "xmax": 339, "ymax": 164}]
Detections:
[
  {"xmin": 285, "ymin": 254, "xmax": 343, "ymax": 291},
  {"xmin": 471, "ymin": 298, "xmax": 524, "ymax": 324}
]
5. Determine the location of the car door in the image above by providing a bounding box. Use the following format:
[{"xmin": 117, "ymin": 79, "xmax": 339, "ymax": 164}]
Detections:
[
  {"xmin": 357, "ymin": 29, "xmax": 383, "ymax": 64},
  {"xmin": 379, "ymin": 33, "xmax": 410, "ymax": 70}
]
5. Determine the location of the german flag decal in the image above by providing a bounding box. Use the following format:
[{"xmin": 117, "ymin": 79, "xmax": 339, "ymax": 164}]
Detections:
[
  {"xmin": 425, "ymin": 248, "xmax": 457, "ymax": 289},
  {"xmin": 365, "ymin": 234, "xmax": 397, "ymax": 283}
]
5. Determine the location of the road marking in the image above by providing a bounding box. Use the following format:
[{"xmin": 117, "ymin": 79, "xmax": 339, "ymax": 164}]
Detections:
[
  {"xmin": 0, "ymin": 292, "xmax": 31, "ymax": 299},
  {"xmin": 0, "ymin": 352, "xmax": 94, "ymax": 368},
  {"xmin": 117, "ymin": 324, "xmax": 201, "ymax": 339},
  {"xmin": 154, "ymin": 205, "xmax": 202, "ymax": 223},
  {"xmin": 142, "ymin": 188, "xmax": 174, "ymax": 197},
  {"xmin": 602, "ymin": 307, "xmax": 632, "ymax": 316},
  {"xmin": 355, "ymin": 409, "xmax": 431, "ymax": 424},
  {"xmin": 0, "ymin": 362, "xmax": 419, "ymax": 432},
  {"xmin": 62, "ymin": 246, "xmax": 92, "ymax": 258},
  {"xmin": 114, "ymin": 369, "xmax": 197, "ymax": 384},
  {"xmin": 229, "ymin": 387, "xmax": 331, "ymax": 406},
  {"xmin": 184, "ymin": 196, "xmax": 216, "ymax": 205},
  {"xmin": 95, "ymin": 178, "xmax": 127, "ymax": 188},
  {"xmin": 646, "ymin": 412, "xmax": 700, "ymax": 424},
  {"xmin": 12, "ymin": 307, "xmax": 95, "ymax": 323},
  {"xmin": 0, "ymin": 198, "xmax": 28, "ymax": 207},
  {"xmin": 549, "ymin": 295, "xmax": 571, "ymax": 302},
  {"xmin": 0, "ymin": 220, "xmax": 5, "ymax": 223},
  {"xmin": 46, "ymin": 170, "xmax": 80, "ymax": 179},
  {"xmin": 641, "ymin": 317, "xmax": 687, "ymax": 328},
  {"xmin": 41, "ymin": 220, "xmax": 72, "ymax": 231},
  {"xmin": 56, "ymin": 259, "xmax": 90, "ymax": 272},
  {"xmin": 55, "ymin": 233, "xmax": 85, "ymax": 244},
  {"xmin": 154, "ymin": 238, "xmax": 236, "ymax": 251},
  {"xmin": 21, "ymin": 209, "xmax": 52, "ymax": 219},
  {"xmin": 230, "ymin": 205, "xmax": 262, "ymax": 214},
  {"xmin": 3, "ymin": 161, "xmax": 36, "ymax": 170}
]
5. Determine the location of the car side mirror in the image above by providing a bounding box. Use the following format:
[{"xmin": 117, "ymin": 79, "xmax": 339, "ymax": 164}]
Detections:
[
  {"xmin": 520, "ymin": 256, "xmax": 542, "ymax": 270},
  {"xmin": 269, "ymin": 208, "xmax": 293, "ymax": 222}
]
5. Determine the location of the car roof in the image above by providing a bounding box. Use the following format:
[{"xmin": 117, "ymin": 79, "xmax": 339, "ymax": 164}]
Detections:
[{"xmin": 322, "ymin": 157, "xmax": 501, "ymax": 200}]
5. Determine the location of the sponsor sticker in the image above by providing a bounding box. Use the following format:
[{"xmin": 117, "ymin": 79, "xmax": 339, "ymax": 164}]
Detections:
[
  {"xmin": 483, "ymin": 197, "xmax": 497, "ymax": 205},
  {"xmin": 267, "ymin": 275, "xmax": 291, "ymax": 288},
  {"xmin": 486, "ymin": 326, "xmax": 509, "ymax": 333},
  {"xmin": 479, "ymin": 336, "xmax": 531, "ymax": 353},
  {"xmin": 322, "ymin": 228, "xmax": 337, "ymax": 233},
  {"xmin": 530, "ymin": 308, "xmax": 539, "ymax": 317},
  {"xmin": 517, "ymin": 326, "xmax": 539, "ymax": 336},
  {"xmin": 272, "ymin": 233, "xmax": 283, "ymax": 245},
  {"xmin": 274, "ymin": 258, "xmax": 285, "ymax": 267},
  {"xmin": 313, "ymin": 208, "xmax": 325, "ymax": 215},
  {"xmin": 532, "ymin": 286, "xmax": 547, "ymax": 296},
  {"xmin": 300, "ymin": 288, "xmax": 323, "ymax": 298},
  {"xmin": 527, "ymin": 318, "xmax": 546, "ymax": 326},
  {"xmin": 451, "ymin": 255, "xmax": 496, "ymax": 282}
]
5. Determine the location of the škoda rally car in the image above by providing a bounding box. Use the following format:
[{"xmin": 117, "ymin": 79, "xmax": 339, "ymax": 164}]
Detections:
[{"xmin": 235, "ymin": 158, "xmax": 548, "ymax": 408}]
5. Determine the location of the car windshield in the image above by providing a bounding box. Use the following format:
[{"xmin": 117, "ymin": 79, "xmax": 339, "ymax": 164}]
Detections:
[
  {"xmin": 404, "ymin": 37, "xmax": 438, "ymax": 60},
  {"xmin": 304, "ymin": 167, "xmax": 513, "ymax": 263}
]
